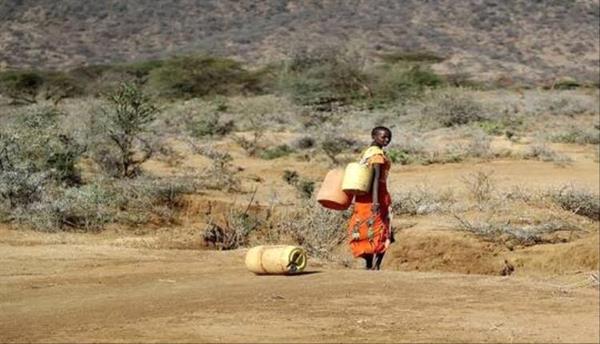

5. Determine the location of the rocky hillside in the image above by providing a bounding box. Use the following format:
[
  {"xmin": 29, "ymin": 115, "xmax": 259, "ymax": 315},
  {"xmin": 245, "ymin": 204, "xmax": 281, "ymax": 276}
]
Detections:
[{"xmin": 1, "ymin": 0, "xmax": 599, "ymax": 84}]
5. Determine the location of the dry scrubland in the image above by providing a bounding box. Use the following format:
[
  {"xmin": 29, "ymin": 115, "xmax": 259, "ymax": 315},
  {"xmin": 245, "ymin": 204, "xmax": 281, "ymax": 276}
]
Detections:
[
  {"xmin": 1, "ymin": 0, "xmax": 599, "ymax": 85},
  {"xmin": 0, "ymin": 58, "xmax": 599, "ymax": 341},
  {"xmin": 1, "ymin": 2, "xmax": 599, "ymax": 341}
]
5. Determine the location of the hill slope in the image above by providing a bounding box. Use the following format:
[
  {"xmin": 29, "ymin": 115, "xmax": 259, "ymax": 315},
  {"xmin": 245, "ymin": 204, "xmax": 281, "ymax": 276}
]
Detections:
[{"xmin": 1, "ymin": 0, "xmax": 599, "ymax": 84}]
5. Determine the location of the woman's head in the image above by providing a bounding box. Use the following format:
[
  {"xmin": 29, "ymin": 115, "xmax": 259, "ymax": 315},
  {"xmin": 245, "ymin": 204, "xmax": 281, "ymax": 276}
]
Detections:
[{"xmin": 371, "ymin": 126, "xmax": 392, "ymax": 147}]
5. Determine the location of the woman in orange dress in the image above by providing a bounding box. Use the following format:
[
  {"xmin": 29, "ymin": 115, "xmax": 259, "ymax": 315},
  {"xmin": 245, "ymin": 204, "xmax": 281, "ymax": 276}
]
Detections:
[{"xmin": 348, "ymin": 126, "xmax": 393, "ymax": 270}]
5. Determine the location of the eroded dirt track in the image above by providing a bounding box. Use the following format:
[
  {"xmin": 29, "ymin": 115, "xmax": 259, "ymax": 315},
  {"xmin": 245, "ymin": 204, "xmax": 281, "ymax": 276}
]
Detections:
[{"xmin": 1, "ymin": 243, "xmax": 598, "ymax": 343}]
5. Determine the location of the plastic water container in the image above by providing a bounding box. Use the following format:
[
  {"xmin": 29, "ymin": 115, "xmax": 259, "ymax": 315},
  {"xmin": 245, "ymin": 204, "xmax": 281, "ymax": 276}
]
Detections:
[
  {"xmin": 245, "ymin": 245, "xmax": 307, "ymax": 275},
  {"xmin": 342, "ymin": 162, "xmax": 373, "ymax": 195},
  {"xmin": 316, "ymin": 169, "xmax": 353, "ymax": 210}
]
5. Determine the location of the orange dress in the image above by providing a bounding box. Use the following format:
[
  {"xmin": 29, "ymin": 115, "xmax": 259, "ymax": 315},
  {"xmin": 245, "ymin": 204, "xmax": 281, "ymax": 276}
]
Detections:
[{"xmin": 348, "ymin": 146, "xmax": 392, "ymax": 257}]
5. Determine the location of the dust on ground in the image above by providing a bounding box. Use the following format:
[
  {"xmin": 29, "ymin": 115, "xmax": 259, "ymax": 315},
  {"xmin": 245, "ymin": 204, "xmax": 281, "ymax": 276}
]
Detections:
[{"xmin": 1, "ymin": 236, "xmax": 598, "ymax": 343}]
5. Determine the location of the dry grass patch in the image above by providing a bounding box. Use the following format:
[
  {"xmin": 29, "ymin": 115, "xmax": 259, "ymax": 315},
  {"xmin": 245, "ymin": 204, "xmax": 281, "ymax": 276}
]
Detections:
[
  {"xmin": 522, "ymin": 143, "xmax": 573, "ymax": 166},
  {"xmin": 449, "ymin": 180, "xmax": 597, "ymax": 249},
  {"xmin": 546, "ymin": 184, "xmax": 600, "ymax": 221},
  {"xmin": 392, "ymin": 183, "xmax": 456, "ymax": 215},
  {"xmin": 266, "ymin": 201, "xmax": 349, "ymax": 260}
]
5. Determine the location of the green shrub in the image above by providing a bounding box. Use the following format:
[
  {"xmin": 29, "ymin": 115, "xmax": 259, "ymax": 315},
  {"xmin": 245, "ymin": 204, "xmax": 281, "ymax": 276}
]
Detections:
[
  {"xmin": 282, "ymin": 170, "xmax": 314, "ymax": 199},
  {"xmin": 0, "ymin": 108, "xmax": 84, "ymax": 217},
  {"xmin": 19, "ymin": 183, "xmax": 117, "ymax": 231},
  {"xmin": 66, "ymin": 57, "xmax": 265, "ymax": 98},
  {"xmin": 550, "ymin": 127, "xmax": 600, "ymax": 145},
  {"xmin": 377, "ymin": 51, "xmax": 445, "ymax": 64},
  {"xmin": 147, "ymin": 55, "xmax": 262, "ymax": 99},
  {"xmin": 296, "ymin": 179, "xmax": 315, "ymax": 199},
  {"xmin": 444, "ymin": 73, "xmax": 482, "ymax": 88},
  {"xmin": 276, "ymin": 47, "xmax": 370, "ymax": 106},
  {"xmin": 197, "ymin": 146, "xmax": 241, "ymax": 192},
  {"xmin": 370, "ymin": 64, "xmax": 443, "ymax": 104},
  {"xmin": 321, "ymin": 137, "xmax": 358, "ymax": 164},
  {"xmin": 386, "ymin": 148, "xmax": 416, "ymax": 165},
  {"xmin": 188, "ymin": 111, "xmax": 235, "ymax": 138},
  {"xmin": 114, "ymin": 176, "xmax": 199, "ymax": 225},
  {"xmin": 548, "ymin": 78, "xmax": 582, "ymax": 90},
  {"xmin": 118, "ymin": 59, "xmax": 164, "ymax": 80},
  {"xmin": 13, "ymin": 175, "xmax": 200, "ymax": 231},
  {"xmin": 405, "ymin": 65, "xmax": 443, "ymax": 88},
  {"xmin": 0, "ymin": 106, "xmax": 84, "ymax": 186},
  {"xmin": 0, "ymin": 104, "xmax": 201, "ymax": 231},
  {"xmin": 67, "ymin": 61, "xmax": 163, "ymax": 96},
  {"xmin": 279, "ymin": 73, "xmax": 335, "ymax": 106},
  {"xmin": 476, "ymin": 110, "xmax": 525, "ymax": 138},
  {"xmin": 544, "ymin": 96, "xmax": 595, "ymax": 117},
  {"xmin": 260, "ymin": 144, "xmax": 294, "ymax": 160},
  {"xmin": 421, "ymin": 151, "xmax": 464, "ymax": 165},
  {"xmin": 92, "ymin": 83, "xmax": 158, "ymax": 178},
  {"xmin": 40, "ymin": 71, "xmax": 83, "ymax": 104},
  {"xmin": 0, "ymin": 69, "xmax": 85, "ymax": 104},
  {"xmin": 478, "ymin": 120, "xmax": 506, "ymax": 135},
  {"xmin": 0, "ymin": 169, "xmax": 47, "ymax": 209},
  {"xmin": 232, "ymin": 114, "xmax": 267, "ymax": 157},
  {"xmin": 0, "ymin": 70, "xmax": 45, "ymax": 104},
  {"xmin": 422, "ymin": 90, "xmax": 486, "ymax": 127},
  {"xmin": 292, "ymin": 136, "xmax": 316, "ymax": 149},
  {"xmin": 282, "ymin": 170, "xmax": 300, "ymax": 185},
  {"xmin": 68, "ymin": 64, "xmax": 115, "ymax": 81},
  {"xmin": 387, "ymin": 135, "xmax": 427, "ymax": 165},
  {"xmin": 0, "ymin": 106, "xmax": 88, "ymax": 226},
  {"xmin": 67, "ymin": 64, "xmax": 129, "ymax": 96}
]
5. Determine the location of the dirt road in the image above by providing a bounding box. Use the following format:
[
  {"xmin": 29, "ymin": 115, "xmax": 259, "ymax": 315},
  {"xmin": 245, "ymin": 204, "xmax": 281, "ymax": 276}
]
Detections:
[{"xmin": 1, "ymin": 242, "xmax": 598, "ymax": 343}]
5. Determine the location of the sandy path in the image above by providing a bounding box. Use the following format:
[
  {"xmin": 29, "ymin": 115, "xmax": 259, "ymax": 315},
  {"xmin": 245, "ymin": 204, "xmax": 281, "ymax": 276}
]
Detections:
[{"xmin": 1, "ymin": 243, "xmax": 598, "ymax": 343}]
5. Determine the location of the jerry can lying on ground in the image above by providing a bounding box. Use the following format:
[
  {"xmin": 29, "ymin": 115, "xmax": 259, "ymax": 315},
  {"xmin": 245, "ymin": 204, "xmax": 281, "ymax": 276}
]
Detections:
[{"xmin": 245, "ymin": 245, "xmax": 307, "ymax": 275}]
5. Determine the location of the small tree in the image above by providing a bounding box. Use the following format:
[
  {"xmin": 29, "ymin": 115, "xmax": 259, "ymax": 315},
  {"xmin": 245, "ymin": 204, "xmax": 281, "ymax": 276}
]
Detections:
[
  {"xmin": 0, "ymin": 70, "xmax": 44, "ymax": 104},
  {"xmin": 277, "ymin": 45, "xmax": 371, "ymax": 106},
  {"xmin": 321, "ymin": 136, "xmax": 357, "ymax": 164},
  {"xmin": 41, "ymin": 72, "xmax": 83, "ymax": 105},
  {"xmin": 98, "ymin": 83, "xmax": 158, "ymax": 178}
]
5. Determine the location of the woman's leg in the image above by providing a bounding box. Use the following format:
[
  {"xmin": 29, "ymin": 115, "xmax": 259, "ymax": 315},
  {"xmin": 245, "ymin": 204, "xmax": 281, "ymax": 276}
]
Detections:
[
  {"xmin": 374, "ymin": 252, "xmax": 385, "ymax": 270},
  {"xmin": 363, "ymin": 254, "xmax": 374, "ymax": 270}
]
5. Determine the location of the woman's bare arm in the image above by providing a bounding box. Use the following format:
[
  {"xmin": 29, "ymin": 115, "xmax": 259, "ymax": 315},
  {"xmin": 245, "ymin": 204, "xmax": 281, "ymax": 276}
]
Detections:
[{"xmin": 372, "ymin": 164, "xmax": 381, "ymax": 213}]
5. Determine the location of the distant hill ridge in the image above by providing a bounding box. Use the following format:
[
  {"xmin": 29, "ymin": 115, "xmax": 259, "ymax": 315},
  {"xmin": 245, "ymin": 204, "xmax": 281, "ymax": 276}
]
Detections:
[{"xmin": 1, "ymin": 0, "xmax": 599, "ymax": 84}]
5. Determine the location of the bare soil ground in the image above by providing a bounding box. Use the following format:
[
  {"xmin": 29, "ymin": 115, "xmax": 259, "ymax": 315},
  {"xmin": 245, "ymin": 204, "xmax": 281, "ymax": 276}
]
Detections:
[{"xmin": 1, "ymin": 236, "xmax": 598, "ymax": 343}]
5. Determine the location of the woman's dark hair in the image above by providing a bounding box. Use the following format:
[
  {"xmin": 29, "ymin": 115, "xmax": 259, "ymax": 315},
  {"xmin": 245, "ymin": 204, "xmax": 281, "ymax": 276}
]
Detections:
[{"xmin": 371, "ymin": 126, "xmax": 392, "ymax": 137}]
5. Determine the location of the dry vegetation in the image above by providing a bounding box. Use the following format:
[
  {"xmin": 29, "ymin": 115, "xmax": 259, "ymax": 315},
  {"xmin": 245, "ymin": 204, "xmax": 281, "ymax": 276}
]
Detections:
[
  {"xmin": 0, "ymin": 4, "xmax": 598, "ymax": 343},
  {"xmin": 0, "ymin": 39, "xmax": 598, "ymax": 280},
  {"xmin": 1, "ymin": 78, "xmax": 598, "ymax": 273}
]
